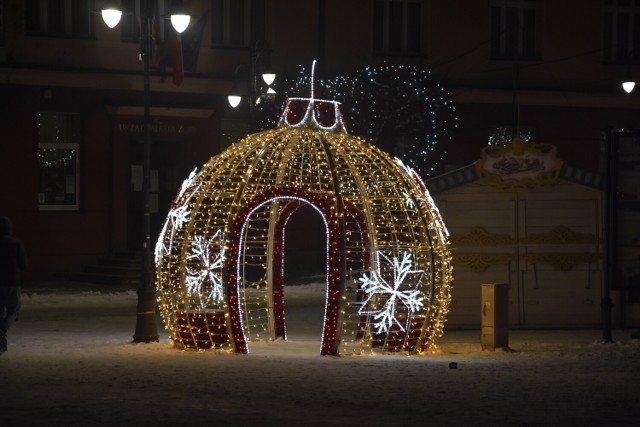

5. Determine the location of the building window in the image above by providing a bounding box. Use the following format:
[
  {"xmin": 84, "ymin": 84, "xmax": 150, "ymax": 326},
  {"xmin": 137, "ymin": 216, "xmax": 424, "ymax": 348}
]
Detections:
[
  {"xmin": 373, "ymin": 0, "xmax": 422, "ymax": 54},
  {"xmin": 211, "ymin": 0, "xmax": 265, "ymax": 47},
  {"xmin": 603, "ymin": 0, "xmax": 640, "ymax": 63},
  {"xmin": 25, "ymin": 0, "xmax": 92, "ymax": 38},
  {"xmin": 37, "ymin": 113, "xmax": 80, "ymax": 211},
  {"xmin": 490, "ymin": 0, "xmax": 537, "ymax": 60}
]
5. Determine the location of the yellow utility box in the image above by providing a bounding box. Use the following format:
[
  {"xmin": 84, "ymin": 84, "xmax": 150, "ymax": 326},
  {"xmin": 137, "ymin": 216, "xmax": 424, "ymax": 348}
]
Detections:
[{"xmin": 481, "ymin": 283, "xmax": 509, "ymax": 350}]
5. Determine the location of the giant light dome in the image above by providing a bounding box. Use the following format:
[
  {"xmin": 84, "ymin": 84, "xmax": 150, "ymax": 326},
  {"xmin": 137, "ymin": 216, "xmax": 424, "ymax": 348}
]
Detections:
[{"xmin": 154, "ymin": 63, "xmax": 452, "ymax": 356}]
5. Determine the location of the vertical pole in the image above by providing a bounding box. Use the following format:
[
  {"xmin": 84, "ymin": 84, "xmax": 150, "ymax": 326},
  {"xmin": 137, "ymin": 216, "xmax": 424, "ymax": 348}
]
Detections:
[
  {"xmin": 318, "ymin": 0, "xmax": 326, "ymax": 66},
  {"xmin": 133, "ymin": 0, "xmax": 160, "ymax": 343},
  {"xmin": 602, "ymin": 128, "xmax": 616, "ymax": 343},
  {"xmin": 250, "ymin": 45, "xmax": 259, "ymax": 131}
]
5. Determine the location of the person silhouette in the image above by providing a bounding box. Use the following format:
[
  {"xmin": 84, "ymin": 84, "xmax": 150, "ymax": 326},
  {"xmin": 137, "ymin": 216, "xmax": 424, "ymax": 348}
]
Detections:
[{"xmin": 0, "ymin": 216, "xmax": 27, "ymax": 354}]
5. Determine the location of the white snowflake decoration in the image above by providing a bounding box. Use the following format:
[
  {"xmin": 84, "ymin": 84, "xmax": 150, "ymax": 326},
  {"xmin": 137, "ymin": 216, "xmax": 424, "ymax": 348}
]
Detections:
[
  {"xmin": 395, "ymin": 158, "xmax": 417, "ymax": 209},
  {"xmin": 395, "ymin": 157, "xmax": 413, "ymax": 176},
  {"xmin": 422, "ymin": 188, "xmax": 449, "ymax": 239},
  {"xmin": 185, "ymin": 230, "xmax": 225, "ymax": 309},
  {"xmin": 395, "ymin": 157, "xmax": 450, "ymax": 240},
  {"xmin": 155, "ymin": 168, "xmax": 201, "ymax": 264},
  {"xmin": 358, "ymin": 250, "xmax": 424, "ymax": 333},
  {"xmin": 402, "ymin": 190, "xmax": 415, "ymax": 209}
]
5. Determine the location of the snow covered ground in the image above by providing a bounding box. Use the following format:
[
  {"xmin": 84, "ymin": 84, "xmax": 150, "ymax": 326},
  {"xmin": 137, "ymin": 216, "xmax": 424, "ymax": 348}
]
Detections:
[{"xmin": 1, "ymin": 282, "xmax": 639, "ymax": 426}]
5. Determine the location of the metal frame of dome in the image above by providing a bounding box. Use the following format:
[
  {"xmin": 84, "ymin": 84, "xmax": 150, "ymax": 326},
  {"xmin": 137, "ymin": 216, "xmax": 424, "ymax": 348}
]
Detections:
[{"xmin": 155, "ymin": 62, "xmax": 452, "ymax": 356}]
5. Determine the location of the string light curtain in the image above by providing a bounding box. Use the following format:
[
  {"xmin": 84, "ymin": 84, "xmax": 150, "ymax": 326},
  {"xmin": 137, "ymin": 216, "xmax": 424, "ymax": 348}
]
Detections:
[{"xmin": 155, "ymin": 66, "xmax": 452, "ymax": 356}]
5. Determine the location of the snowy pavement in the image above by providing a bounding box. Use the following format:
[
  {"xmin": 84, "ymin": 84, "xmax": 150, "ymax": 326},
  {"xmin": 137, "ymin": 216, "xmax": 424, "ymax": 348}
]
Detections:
[{"xmin": 1, "ymin": 283, "xmax": 639, "ymax": 426}]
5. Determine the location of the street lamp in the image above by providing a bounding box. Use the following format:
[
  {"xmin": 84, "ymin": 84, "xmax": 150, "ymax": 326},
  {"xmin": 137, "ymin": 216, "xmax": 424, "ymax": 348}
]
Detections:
[
  {"xmin": 170, "ymin": 13, "xmax": 190, "ymax": 34},
  {"xmin": 227, "ymin": 69, "xmax": 278, "ymax": 108},
  {"xmin": 622, "ymin": 81, "xmax": 636, "ymax": 93},
  {"xmin": 101, "ymin": 0, "xmax": 190, "ymax": 343},
  {"xmin": 622, "ymin": 51, "xmax": 636, "ymax": 93},
  {"xmin": 101, "ymin": 3, "xmax": 122, "ymax": 28},
  {"xmin": 262, "ymin": 72, "xmax": 276, "ymax": 86},
  {"xmin": 228, "ymin": 42, "xmax": 277, "ymax": 110}
]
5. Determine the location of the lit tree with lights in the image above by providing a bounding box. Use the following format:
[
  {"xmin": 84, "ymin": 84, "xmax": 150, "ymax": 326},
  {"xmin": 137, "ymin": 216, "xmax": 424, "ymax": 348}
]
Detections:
[{"xmin": 258, "ymin": 63, "xmax": 457, "ymax": 177}]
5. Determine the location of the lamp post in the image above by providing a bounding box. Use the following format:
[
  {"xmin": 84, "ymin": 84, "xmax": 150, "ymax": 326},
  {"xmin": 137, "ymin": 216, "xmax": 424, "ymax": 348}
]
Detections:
[
  {"xmin": 228, "ymin": 41, "xmax": 277, "ymax": 129},
  {"xmin": 602, "ymin": 128, "xmax": 618, "ymax": 343},
  {"xmin": 102, "ymin": 0, "xmax": 190, "ymax": 343}
]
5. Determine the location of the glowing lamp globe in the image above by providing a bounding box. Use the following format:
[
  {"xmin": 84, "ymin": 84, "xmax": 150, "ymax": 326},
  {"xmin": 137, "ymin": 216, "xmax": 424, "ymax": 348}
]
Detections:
[
  {"xmin": 227, "ymin": 94, "xmax": 242, "ymax": 108},
  {"xmin": 262, "ymin": 73, "xmax": 276, "ymax": 86},
  {"xmin": 155, "ymin": 63, "xmax": 452, "ymax": 356},
  {"xmin": 170, "ymin": 14, "xmax": 190, "ymax": 33},
  {"xmin": 101, "ymin": 9, "xmax": 122, "ymax": 29},
  {"xmin": 623, "ymin": 81, "xmax": 636, "ymax": 93}
]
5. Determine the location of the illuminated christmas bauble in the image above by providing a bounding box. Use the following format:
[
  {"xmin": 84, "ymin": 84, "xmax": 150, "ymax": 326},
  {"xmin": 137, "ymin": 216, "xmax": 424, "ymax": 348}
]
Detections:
[{"xmin": 155, "ymin": 65, "xmax": 452, "ymax": 356}]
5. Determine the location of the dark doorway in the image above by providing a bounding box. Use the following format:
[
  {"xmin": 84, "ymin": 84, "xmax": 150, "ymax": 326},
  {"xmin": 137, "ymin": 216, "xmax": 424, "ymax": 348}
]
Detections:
[
  {"xmin": 283, "ymin": 203, "xmax": 327, "ymax": 282},
  {"xmin": 280, "ymin": 202, "xmax": 328, "ymax": 342},
  {"xmin": 128, "ymin": 139, "xmax": 185, "ymax": 251}
]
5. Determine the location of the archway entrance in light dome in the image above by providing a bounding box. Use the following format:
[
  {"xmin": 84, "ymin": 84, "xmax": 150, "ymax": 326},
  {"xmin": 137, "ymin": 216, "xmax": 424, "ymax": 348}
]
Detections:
[
  {"xmin": 154, "ymin": 61, "xmax": 452, "ymax": 356},
  {"xmin": 227, "ymin": 187, "xmax": 372, "ymax": 355},
  {"xmin": 228, "ymin": 188, "xmax": 342, "ymax": 354}
]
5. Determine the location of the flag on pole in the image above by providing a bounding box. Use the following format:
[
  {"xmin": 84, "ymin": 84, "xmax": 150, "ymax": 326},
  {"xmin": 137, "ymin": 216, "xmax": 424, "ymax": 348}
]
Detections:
[{"xmin": 173, "ymin": 34, "xmax": 184, "ymax": 87}]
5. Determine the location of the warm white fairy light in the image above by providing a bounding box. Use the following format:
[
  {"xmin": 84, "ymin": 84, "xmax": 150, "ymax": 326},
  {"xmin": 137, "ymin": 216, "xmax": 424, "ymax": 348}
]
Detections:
[
  {"xmin": 407, "ymin": 165, "xmax": 450, "ymax": 241},
  {"xmin": 155, "ymin": 63, "xmax": 452, "ymax": 355}
]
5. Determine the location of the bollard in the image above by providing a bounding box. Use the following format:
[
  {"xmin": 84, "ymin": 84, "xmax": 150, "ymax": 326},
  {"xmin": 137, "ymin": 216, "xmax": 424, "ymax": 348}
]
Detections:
[{"xmin": 481, "ymin": 283, "xmax": 509, "ymax": 350}]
